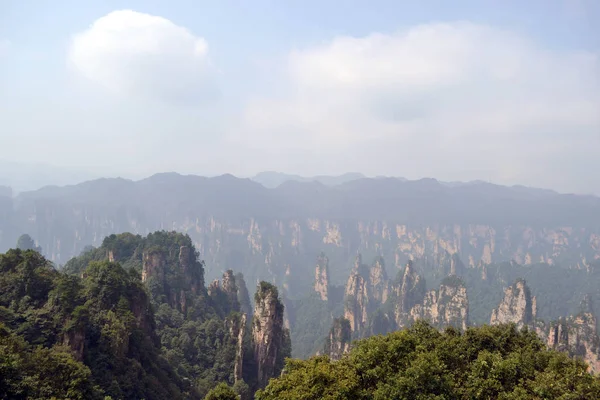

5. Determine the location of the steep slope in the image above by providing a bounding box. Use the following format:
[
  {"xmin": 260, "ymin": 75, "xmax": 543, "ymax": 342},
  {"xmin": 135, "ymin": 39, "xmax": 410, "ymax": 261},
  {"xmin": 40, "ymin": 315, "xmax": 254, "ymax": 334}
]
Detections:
[{"xmin": 62, "ymin": 231, "xmax": 288, "ymax": 396}]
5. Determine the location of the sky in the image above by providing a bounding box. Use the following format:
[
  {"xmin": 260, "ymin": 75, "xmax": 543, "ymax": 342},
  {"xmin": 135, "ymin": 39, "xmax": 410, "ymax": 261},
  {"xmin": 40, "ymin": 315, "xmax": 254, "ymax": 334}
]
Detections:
[{"xmin": 0, "ymin": 0, "xmax": 599, "ymax": 194}]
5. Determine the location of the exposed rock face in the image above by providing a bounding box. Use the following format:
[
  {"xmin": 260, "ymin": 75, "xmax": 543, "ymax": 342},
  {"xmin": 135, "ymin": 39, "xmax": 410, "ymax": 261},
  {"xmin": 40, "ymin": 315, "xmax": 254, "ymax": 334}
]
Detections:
[
  {"xmin": 547, "ymin": 296, "xmax": 600, "ymax": 373},
  {"xmin": 314, "ymin": 253, "xmax": 330, "ymax": 301},
  {"xmin": 63, "ymin": 327, "xmax": 86, "ymax": 362},
  {"xmin": 222, "ymin": 270, "xmax": 241, "ymax": 312},
  {"xmin": 395, "ymin": 260, "xmax": 426, "ymax": 320},
  {"xmin": 343, "ymin": 272, "xmax": 369, "ymax": 332},
  {"xmin": 323, "ymin": 318, "xmax": 352, "ymax": 361},
  {"xmin": 141, "ymin": 250, "xmax": 166, "ymax": 284},
  {"xmin": 226, "ymin": 313, "xmax": 247, "ymax": 382},
  {"xmin": 411, "ymin": 277, "xmax": 469, "ymax": 331},
  {"xmin": 490, "ymin": 279, "xmax": 536, "ymax": 329},
  {"xmin": 252, "ymin": 282, "xmax": 288, "ymax": 388},
  {"xmin": 369, "ymin": 256, "xmax": 390, "ymax": 304}
]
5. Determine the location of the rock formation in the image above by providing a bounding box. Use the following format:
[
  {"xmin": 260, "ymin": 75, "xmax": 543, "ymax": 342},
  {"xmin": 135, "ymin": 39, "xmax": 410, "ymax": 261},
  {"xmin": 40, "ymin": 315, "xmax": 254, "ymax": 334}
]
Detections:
[
  {"xmin": 394, "ymin": 260, "xmax": 426, "ymax": 327},
  {"xmin": 226, "ymin": 313, "xmax": 247, "ymax": 382},
  {"xmin": 141, "ymin": 249, "xmax": 166, "ymax": 284},
  {"xmin": 547, "ymin": 295, "xmax": 600, "ymax": 373},
  {"xmin": 343, "ymin": 272, "xmax": 369, "ymax": 332},
  {"xmin": 369, "ymin": 256, "xmax": 390, "ymax": 304},
  {"xmin": 323, "ymin": 317, "xmax": 352, "ymax": 361},
  {"xmin": 411, "ymin": 276, "xmax": 469, "ymax": 331},
  {"xmin": 252, "ymin": 282, "xmax": 289, "ymax": 388},
  {"xmin": 314, "ymin": 252, "xmax": 330, "ymax": 301},
  {"xmin": 490, "ymin": 279, "xmax": 536, "ymax": 329}
]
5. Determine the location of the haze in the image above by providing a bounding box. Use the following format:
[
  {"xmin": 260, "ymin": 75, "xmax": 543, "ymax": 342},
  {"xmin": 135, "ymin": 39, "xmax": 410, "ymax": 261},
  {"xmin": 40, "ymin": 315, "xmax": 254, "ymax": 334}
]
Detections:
[{"xmin": 1, "ymin": 0, "xmax": 599, "ymax": 194}]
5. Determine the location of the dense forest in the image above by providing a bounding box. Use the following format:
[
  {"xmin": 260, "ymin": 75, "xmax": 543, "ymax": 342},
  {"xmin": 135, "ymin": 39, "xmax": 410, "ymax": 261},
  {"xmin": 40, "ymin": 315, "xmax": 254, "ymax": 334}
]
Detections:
[
  {"xmin": 0, "ymin": 231, "xmax": 290, "ymax": 399},
  {"xmin": 257, "ymin": 322, "xmax": 600, "ymax": 399},
  {"xmin": 2, "ymin": 230, "xmax": 600, "ymax": 399}
]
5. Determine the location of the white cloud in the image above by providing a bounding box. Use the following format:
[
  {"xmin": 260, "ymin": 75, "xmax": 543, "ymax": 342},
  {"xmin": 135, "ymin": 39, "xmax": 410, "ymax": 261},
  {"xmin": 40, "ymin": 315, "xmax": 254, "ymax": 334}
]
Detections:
[
  {"xmin": 68, "ymin": 10, "xmax": 217, "ymax": 103},
  {"xmin": 231, "ymin": 22, "xmax": 600, "ymax": 191}
]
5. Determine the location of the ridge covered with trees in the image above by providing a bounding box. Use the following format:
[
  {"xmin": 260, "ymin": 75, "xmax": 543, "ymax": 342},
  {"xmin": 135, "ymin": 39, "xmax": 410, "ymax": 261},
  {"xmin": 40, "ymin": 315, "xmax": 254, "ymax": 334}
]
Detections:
[{"xmin": 0, "ymin": 231, "xmax": 291, "ymax": 399}]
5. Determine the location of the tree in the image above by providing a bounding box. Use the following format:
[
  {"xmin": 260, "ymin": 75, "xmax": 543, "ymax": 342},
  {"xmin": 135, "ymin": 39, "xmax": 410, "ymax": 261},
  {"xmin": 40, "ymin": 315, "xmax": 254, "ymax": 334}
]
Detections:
[
  {"xmin": 204, "ymin": 383, "xmax": 239, "ymax": 400},
  {"xmin": 256, "ymin": 321, "xmax": 600, "ymax": 400},
  {"xmin": 16, "ymin": 234, "xmax": 41, "ymax": 253}
]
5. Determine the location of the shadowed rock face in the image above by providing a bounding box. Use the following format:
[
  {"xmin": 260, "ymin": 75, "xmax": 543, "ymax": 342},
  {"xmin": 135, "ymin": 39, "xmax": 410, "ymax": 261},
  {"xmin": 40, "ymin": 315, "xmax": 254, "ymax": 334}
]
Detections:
[
  {"xmin": 226, "ymin": 313, "xmax": 247, "ymax": 382},
  {"xmin": 546, "ymin": 296, "xmax": 600, "ymax": 373},
  {"xmin": 343, "ymin": 272, "xmax": 369, "ymax": 332},
  {"xmin": 490, "ymin": 279, "xmax": 536, "ymax": 329},
  {"xmin": 252, "ymin": 282, "xmax": 287, "ymax": 389},
  {"xmin": 323, "ymin": 318, "xmax": 352, "ymax": 361}
]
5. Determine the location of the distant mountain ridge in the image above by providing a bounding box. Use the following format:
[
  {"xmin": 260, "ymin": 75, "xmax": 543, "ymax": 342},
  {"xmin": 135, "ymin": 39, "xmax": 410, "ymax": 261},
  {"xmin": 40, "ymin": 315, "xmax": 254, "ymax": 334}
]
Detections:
[
  {"xmin": 1, "ymin": 172, "xmax": 600, "ymax": 299},
  {"xmin": 251, "ymin": 171, "xmax": 369, "ymax": 188}
]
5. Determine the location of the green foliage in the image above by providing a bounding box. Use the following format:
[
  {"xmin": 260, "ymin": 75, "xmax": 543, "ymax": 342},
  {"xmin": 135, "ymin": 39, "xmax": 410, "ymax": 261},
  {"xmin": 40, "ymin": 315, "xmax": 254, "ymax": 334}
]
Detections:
[
  {"xmin": 16, "ymin": 234, "xmax": 41, "ymax": 253},
  {"xmin": 0, "ymin": 248, "xmax": 197, "ymax": 400},
  {"xmin": 257, "ymin": 321, "xmax": 600, "ymax": 400},
  {"xmin": 64, "ymin": 231, "xmax": 251, "ymax": 396},
  {"xmin": 203, "ymin": 382, "xmax": 239, "ymax": 400}
]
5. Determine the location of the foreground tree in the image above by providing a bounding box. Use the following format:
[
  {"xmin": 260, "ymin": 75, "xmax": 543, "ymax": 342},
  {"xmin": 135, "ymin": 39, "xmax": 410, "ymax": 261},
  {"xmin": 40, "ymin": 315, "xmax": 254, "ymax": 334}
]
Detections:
[{"xmin": 256, "ymin": 321, "xmax": 600, "ymax": 400}]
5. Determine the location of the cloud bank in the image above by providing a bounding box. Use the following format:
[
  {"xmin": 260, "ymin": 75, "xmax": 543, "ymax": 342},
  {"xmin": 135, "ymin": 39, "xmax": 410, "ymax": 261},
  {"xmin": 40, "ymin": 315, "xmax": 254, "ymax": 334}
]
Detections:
[
  {"xmin": 233, "ymin": 22, "xmax": 599, "ymax": 190},
  {"xmin": 68, "ymin": 10, "xmax": 217, "ymax": 104}
]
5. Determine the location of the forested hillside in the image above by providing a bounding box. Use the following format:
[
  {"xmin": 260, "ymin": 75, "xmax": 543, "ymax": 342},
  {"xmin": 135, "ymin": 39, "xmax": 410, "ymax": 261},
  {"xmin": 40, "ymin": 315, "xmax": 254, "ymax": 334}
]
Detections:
[
  {"xmin": 257, "ymin": 322, "xmax": 600, "ymax": 399},
  {"xmin": 0, "ymin": 231, "xmax": 290, "ymax": 399}
]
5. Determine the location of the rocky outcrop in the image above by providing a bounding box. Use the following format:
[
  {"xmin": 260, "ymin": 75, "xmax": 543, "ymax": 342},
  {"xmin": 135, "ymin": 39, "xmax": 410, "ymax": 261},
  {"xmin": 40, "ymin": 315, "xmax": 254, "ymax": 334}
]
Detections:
[
  {"xmin": 208, "ymin": 271, "xmax": 243, "ymax": 316},
  {"xmin": 547, "ymin": 296, "xmax": 600, "ymax": 373},
  {"xmin": 411, "ymin": 276, "xmax": 469, "ymax": 331},
  {"xmin": 323, "ymin": 318, "xmax": 352, "ymax": 361},
  {"xmin": 141, "ymin": 250, "xmax": 166, "ymax": 284},
  {"xmin": 226, "ymin": 313, "xmax": 247, "ymax": 382},
  {"xmin": 369, "ymin": 256, "xmax": 390, "ymax": 304},
  {"xmin": 394, "ymin": 260, "xmax": 426, "ymax": 327},
  {"xmin": 222, "ymin": 270, "xmax": 241, "ymax": 312},
  {"xmin": 252, "ymin": 282, "xmax": 289, "ymax": 388},
  {"xmin": 490, "ymin": 279, "xmax": 536, "ymax": 329},
  {"xmin": 314, "ymin": 253, "xmax": 330, "ymax": 301},
  {"xmin": 343, "ymin": 272, "xmax": 369, "ymax": 332}
]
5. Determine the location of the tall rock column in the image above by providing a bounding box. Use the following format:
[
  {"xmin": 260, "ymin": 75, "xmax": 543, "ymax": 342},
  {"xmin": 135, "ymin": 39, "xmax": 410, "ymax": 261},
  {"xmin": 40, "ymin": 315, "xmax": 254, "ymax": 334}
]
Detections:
[
  {"xmin": 314, "ymin": 253, "xmax": 330, "ymax": 301},
  {"xmin": 252, "ymin": 282, "xmax": 288, "ymax": 389}
]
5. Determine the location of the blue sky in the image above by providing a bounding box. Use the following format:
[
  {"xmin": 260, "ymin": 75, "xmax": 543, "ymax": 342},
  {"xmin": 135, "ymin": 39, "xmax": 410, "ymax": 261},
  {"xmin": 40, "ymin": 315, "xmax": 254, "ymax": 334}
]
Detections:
[{"xmin": 0, "ymin": 0, "xmax": 599, "ymax": 193}]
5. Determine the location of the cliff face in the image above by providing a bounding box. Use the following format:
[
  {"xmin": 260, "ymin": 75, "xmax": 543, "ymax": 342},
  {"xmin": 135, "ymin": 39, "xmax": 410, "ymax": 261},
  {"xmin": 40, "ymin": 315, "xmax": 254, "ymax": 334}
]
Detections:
[
  {"xmin": 226, "ymin": 313, "xmax": 247, "ymax": 382},
  {"xmin": 410, "ymin": 277, "xmax": 469, "ymax": 331},
  {"xmin": 490, "ymin": 279, "xmax": 536, "ymax": 329},
  {"xmin": 394, "ymin": 261, "xmax": 426, "ymax": 326},
  {"xmin": 314, "ymin": 253, "xmax": 330, "ymax": 301},
  {"xmin": 141, "ymin": 245, "xmax": 204, "ymax": 314},
  {"xmin": 323, "ymin": 318, "xmax": 352, "ymax": 361},
  {"xmin": 342, "ymin": 254, "xmax": 468, "ymax": 337},
  {"xmin": 8, "ymin": 175, "xmax": 600, "ymax": 299},
  {"xmin": 252, "ymin": 282, "xmax": 289, "ymax": 389},
  {"xmin": 547, "ymin": 296, "xmax": 600, "ymax": 373},
  {"xmin": 343, "ymin": 272, "xmax": 369, "ymax": 332}
]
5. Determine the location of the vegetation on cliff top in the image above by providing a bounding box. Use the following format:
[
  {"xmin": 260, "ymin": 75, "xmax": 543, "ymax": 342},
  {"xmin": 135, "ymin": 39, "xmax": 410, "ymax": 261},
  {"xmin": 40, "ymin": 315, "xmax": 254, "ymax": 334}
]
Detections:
[{"xmin": 257, "ymin": 321, "xmax": 600, "ymax": 400}]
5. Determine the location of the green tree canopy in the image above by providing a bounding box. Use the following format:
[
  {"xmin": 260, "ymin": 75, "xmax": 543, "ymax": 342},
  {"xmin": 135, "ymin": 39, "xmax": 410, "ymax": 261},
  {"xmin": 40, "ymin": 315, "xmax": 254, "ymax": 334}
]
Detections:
[
  {"xmin": 204, "ymin": 383, "xmax": 239, "ymax": 400},
  {"xmin": 256, "ymin": 321, "xmax": 600, "ymax": 400}
]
